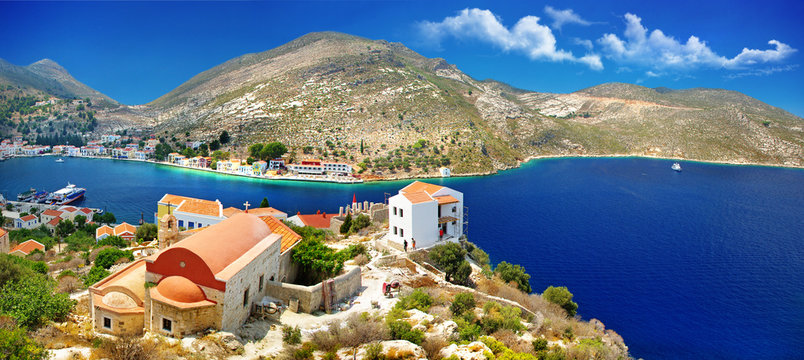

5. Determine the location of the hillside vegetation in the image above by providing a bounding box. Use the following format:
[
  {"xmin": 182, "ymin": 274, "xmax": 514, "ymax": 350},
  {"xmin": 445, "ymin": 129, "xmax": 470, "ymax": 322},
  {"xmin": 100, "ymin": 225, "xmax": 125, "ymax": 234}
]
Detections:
[
  {"xmin": 145, "ymin": 32, "xmax": 804, "ymax": 175},
  {"xmin": 3, "ymin": 32, "xmax": 802, "ymax": 174}
]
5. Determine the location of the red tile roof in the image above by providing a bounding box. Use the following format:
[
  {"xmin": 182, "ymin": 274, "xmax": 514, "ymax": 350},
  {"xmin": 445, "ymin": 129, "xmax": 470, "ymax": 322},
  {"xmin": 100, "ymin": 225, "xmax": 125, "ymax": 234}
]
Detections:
[
  {"xmin": 297, "ymin": 212, "xmax": 336, "ymax": 229},
  {"xmin": 434, "ymin": 195, "xmax": 460, "ymax": 205},
  {"xmin": 400, "ymin": 181, "xmax": 445, "ymax": 195},
  {"xmin": 79, "ymin": 208, "xmax": 93, "ymax": 214},
  {"xmin": 0, "ymin": 228, "xmax": 7, "ymax": 237},
  {"xmin": 114, "ymin": 222, "xmax": 137, "ymax": 235},
  {"xmin": 10, "ymin": 239, "xmax": 45, "ymax": 255},
  {"xmin": 42, "ymin": 209, "xmax": 63, "ymax": 217},
  {"xmin": 60, "ymin": 206, "xmax": 78, "ymax": 213},
  {"xmin": 47, "ymin": 216, "xmax": 62, "ymax": 226},
  {"xmin": 261, "ymin": 216, "xmax": 302, "ymax": 253},
  {"xmin": 19, "ymin": 214, "xmax": 37, "ymax": 222},
  {"xmin": 96, "ymin": 225, "xmax": 114, "ymax": 238},
  {"xmin": 247, "ymin": 207, "xmax": 287, "ymax": 218},
  {"xmin": 402, "ymin": 192, "xmax": 434, "ymax": 204}
]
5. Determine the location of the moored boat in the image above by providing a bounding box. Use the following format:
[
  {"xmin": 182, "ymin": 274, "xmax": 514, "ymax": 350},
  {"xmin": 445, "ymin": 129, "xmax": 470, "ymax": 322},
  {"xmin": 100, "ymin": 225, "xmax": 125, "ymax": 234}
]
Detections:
[
  {"xmin": 672, "ymin": 162, "xmax": 682, "ymax": 172},
  {"xmin": 17, "ymin": 188, "xmax": 36, "ymax": 201},
  {"xmin": 46, "ymin": 183, "xmax": 86, "ymax": 205},
  {"xmin": 55, "ymin": 158, "xmax": 64, "ymax": 162}
]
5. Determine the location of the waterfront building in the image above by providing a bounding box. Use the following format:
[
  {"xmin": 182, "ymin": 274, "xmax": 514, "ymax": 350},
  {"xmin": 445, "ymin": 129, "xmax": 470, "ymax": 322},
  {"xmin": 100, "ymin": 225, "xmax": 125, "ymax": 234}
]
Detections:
[
  {"xmin": 287, "ymin": 159, "xmax": 324, "ymax": 175},
  {"xmin": 58, "ymin": 206, "xmax": 94, "ymax": 222},
  {"xmin": 114, "ymin": 223, "xmax": 137, "ymax": 242},
  {"xmin": 96, "ymin": 225, "xmax": 114, "ymax": 241},
  {"xmin": 14, "ymin": 214, "xmax": 40, "ymax": 229},
  {"xmin": 0, "ymin": 228, "xmax": 8, "ymax": 254},
  {"xmin": 323, "ymin": 161, "xmax": 353, "ymax": 175},
  {"xmin": 9, "ymin": 239, "xmax": 45, "ymax": 256},
  {"xmin": 387, "ymin": 181, "xmax": 464, "ymax": 249},
  {"xmin": 89, "ymin": 213, "xmax": 283, "ymax": 337},
  {"xmin": 40, "ymin": 209, "xmax": 64, "ymax": 224},
  {"xmin": 268, "ymin": 158, "xmax": 285, "ymax": 170},
  {"xmin": 252, "ymin": 160, "xmax": 267, "ymax": 175}
]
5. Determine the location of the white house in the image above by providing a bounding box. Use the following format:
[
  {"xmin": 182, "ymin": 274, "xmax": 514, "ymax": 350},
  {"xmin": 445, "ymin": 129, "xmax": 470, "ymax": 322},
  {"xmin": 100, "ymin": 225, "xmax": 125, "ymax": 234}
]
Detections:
[
  {"xmin": 387, "ymin": 181, "xmax": 464, "ymax": 250},
  {"xmin": 14, "ymin": 214, "xmax": 40, "ymax": 229},
  {"xmin": 323, "ymin": 162, "xmax": 353, "ymax": 175}
]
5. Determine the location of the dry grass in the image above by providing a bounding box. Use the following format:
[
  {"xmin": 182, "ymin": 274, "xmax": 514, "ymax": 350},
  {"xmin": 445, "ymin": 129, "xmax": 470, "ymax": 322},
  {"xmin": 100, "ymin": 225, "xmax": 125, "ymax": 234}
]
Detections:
[
  {"xmin": 309, "ymin": 312, "xmax": 390, "ymax": 352},
  {"xmin": 353, "ymin": 254, "xmax": 369, "ymax": 266},
  {"xmin": 58, "ymin": 276, "xmax": 82, "ymax": 293},
  {"xmin": 90, "ymin": 336, "xmax": 158, "ymax": 360},
  {"xmin": 490, "ymin": 329, "xmax": 531, "ymax": 354},
  {"xmin": 421, "ymin": 335, "xmax": 448, "ymax": 360}
]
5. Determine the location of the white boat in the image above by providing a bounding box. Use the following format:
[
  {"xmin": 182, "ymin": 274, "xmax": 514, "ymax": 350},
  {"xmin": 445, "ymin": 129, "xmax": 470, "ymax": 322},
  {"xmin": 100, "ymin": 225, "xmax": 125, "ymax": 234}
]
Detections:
[
  {"xmin": 672, "ymin": 162, "xmax": 682, "ymax": 172},
  {"xmin": 46, "ymin": 183, "xmax": 86, "ymax": 205},
  {"xmin": 55, "ymin": 158, "xmax": 64, "ymax": 162}
]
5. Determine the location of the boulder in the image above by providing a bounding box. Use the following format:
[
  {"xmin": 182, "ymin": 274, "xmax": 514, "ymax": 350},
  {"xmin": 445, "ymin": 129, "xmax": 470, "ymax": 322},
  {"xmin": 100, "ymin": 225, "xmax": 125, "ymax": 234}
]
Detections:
[
  {"xmin": 439, "ymin": 341, "xmax": 492, "ymax": 360},
  {"xmin": 213, "ymin": 331, "xmax": 244, "ymax": 353},
  {"xmin": 430, "ymin": 320, "xmax": 458, "ymax": 337}
]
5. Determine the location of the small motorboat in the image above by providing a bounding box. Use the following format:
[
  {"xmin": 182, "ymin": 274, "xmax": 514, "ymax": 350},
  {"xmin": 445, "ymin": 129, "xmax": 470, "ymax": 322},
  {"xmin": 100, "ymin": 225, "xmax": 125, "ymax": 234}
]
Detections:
[
  {"xmin": 55, "ymin": 158, "xmax": 64, "ymax": 162},
  {"xmin": 672, "ymin": 162, "xmax": 682, "ymax": 172}
]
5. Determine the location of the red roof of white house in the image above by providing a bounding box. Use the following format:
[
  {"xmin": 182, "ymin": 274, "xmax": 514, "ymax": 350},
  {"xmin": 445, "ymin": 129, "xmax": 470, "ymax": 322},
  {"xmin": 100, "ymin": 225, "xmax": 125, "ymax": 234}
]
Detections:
[
  {"xmin": 114, "ymin": 223, "xmax": 137, "ymax": 235},
  {"xmin": 20, "ymin": 214, "xmax": 37, "ymax": 222},
  {"xmin": 96, "ymin": 225, "xmax": 114, "ymax": 238},
  {"xmin": 10, "ymin": 239, "xmax": 45, "ymax": 255},
  {"xmin": 42, "ymin": 209, "xmax": 63, "ymax": 217},
  {"xmin": 79, "ymin": 208, "xmax": 93, "ymax": 214},
  {"xmin": 47, "ymin": 216, "xmax": 62, "ymax": 226},
  {"xmin": 60, "ymin": 206, "xmax": 78, "ymax": 213}
]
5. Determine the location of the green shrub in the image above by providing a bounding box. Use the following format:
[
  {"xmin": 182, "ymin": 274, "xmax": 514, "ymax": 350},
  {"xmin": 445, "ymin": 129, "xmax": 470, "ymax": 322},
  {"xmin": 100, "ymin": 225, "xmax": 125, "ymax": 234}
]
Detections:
[
  {"xmin": 470, "ymin": 247, "xmax": 490, "ymax": 267},
  {"xmin": 94, "ymin": 248, "xmax": 134, "ymax": 269},
  {"xmin": 480, "ymin": 335, "xmax": 508, "ymax": 355},
  {"xmin": 429, "ymin": 243, "xmax": 469, "ymax": 284},
  {"xmin": 542, "ymin": 286, "xmax": 578, "ymax": 317},
  {"xmin": 494, "ymin": 262, "xmax": 531, "ymax": 293},
  {"xmin": 292, "ymin": 342, "xmax": 315, "ymax": 360},
  {"xmin": 394, "ymin": 289, "xmax": 433, "ymax": 312},
  {"xmin": 0, "ymin": 254, "xmax": 35, "ymax": 288},
  {"xmin": 455, "ymin": 317, "xmax": 482, "ymax": 342},
  {"xmin": 283, "ymin": 325, "xmax": 302, "ymax": 345},
  {"xmin": 30, "ymin": 261, "xmax": 47, "ymax": 275},
  {"xmin": 450, "ymin": 292, "xmax": 476, "ymax": 317},
  {"xmin": 96, "ymin": 235, "xmax": 128, "ymax": 248},
  {"xmin": 0, "ymin": 324, "xmax": 48, "ymax": 360},
  {"xmin": 340, "ymin": 214, "xmax": 352, "ymax": 234},
  {"xmin": 351, "ymin": 214, "xmax": 371, "ymax": 232},
  {"xmin": 83, "ymin": 265, "xmax": 110, "ymax": 286},
  {"xmin": 364, "ymin": 342, "xmax": 385, "ymax": 360},
  {"xmin": 481, "ymin": 301, "xmax": 524, "ymax": 334},
  {"xmin": 532, "ymin": 338, "xmax": 548, "ymax": 352},
  {"xmin": 388, "ymin": 320, "xmax": 424, "ymax": 345},
  {"xmin": 0, "ymin": 276, "xmax": 74, "ymax": 329}
]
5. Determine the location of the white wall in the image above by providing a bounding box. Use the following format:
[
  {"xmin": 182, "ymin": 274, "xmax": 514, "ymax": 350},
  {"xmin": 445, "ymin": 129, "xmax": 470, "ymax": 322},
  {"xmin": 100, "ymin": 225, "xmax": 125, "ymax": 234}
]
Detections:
[{"xmin": 388, "ymin": 195, "xmax": 439, "ymax": 249}]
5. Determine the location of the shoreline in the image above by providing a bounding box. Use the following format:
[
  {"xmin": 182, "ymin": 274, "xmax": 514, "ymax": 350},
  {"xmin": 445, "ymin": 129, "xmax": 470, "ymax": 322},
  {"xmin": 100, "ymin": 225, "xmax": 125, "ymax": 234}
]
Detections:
[{"xmin": 8, "ymin": 153, "xmax": 803, "ymax": 186}]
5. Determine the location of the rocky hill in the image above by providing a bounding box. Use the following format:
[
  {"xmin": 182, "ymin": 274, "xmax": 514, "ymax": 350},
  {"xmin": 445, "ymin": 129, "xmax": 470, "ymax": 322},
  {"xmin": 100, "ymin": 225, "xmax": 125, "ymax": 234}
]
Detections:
[
  {"xmin": 3, "ymin": 32, "xmax": 802, "ymax": 172},
  {"xmin": 146, "ymin": 32, "xmax": 803, "ymax": 174},
  {"xmin": 0, "ymin": 58, "xmax": 117, "ymax": 107}
]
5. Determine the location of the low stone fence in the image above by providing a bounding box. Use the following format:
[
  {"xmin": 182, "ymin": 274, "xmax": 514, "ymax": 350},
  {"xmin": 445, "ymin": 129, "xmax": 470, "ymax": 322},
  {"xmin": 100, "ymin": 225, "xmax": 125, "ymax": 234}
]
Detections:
[{"xmin": 264, "ymin": 266, "xmax": 362, "ymax": 313}]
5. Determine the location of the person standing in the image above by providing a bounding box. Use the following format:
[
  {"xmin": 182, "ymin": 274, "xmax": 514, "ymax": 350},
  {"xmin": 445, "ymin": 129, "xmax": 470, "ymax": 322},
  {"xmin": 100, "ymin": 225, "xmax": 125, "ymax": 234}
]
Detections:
[
  {"xmin": 412, "ymin": 238, "xmax": 416, "ymax": 250},
  {"xmin": 403, "ymin": 239, "xmax": 408, "ymax": 252}
]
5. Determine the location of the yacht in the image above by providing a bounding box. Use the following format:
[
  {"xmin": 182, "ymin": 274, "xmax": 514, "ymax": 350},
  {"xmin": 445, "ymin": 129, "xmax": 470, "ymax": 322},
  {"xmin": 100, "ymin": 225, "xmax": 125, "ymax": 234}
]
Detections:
[
  {"xmin": 672, "ymin": 162, "xmax": 682, "ymax": 172},
  {"xmin": 55, "ymin": 158, "xmax": 64, "ymax": 162}
]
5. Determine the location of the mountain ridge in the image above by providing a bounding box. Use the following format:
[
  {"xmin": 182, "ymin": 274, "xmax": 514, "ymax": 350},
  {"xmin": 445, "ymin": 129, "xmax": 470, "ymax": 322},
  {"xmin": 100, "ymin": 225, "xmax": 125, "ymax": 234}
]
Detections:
[
  {"xmin": 0, "ymin": 57, "xmax": 117, "ymax": 106},
  {"xmin": 2, "ymin": 31, "xmax": 802, "ymax": 172}
]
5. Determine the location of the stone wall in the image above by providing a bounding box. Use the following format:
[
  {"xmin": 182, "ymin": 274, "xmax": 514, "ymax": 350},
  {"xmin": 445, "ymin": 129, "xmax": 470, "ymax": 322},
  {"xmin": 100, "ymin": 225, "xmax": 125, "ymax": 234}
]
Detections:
[
  {"xmin": 279, "ymin": 250, "xmax": 299, "ymax": 284},
  {"xmin": 148, "ymin": 300, "xmax": 217, "ymax": 338},
  {"xmin": 92, "ymin": 307, "xmax": 143, "ymax": 336},
  {"xmin": 221, "ymin": 240, "xmax": 281, "ymax": 331},
  {"xmin": 264, "ymin": 265, "xmax": 362, "ymax": 313}
]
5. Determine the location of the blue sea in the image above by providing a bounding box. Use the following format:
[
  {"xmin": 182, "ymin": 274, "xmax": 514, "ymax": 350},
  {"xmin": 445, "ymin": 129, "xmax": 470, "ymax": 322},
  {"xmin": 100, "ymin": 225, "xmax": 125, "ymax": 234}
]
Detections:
[{"xmin": 1, "ymin": 156, "xmax": 802, "ymax": 359}]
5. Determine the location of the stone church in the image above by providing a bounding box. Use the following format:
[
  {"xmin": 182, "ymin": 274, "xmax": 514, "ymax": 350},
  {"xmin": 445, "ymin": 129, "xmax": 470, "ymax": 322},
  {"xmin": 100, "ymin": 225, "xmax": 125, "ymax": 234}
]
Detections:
[{"xmin": 89, "ymin": 213, "xmax": 284, "ymax": 337}]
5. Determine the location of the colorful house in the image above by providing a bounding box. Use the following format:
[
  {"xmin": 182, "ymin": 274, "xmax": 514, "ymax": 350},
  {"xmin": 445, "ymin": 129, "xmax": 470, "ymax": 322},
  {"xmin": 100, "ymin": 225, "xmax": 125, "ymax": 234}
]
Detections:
[
  {"xmin": 156, "ymin": 194, "xmax": 225, "ymax": 230},
  {"xmin": 0, "ymin": 228, "xmax": 8, "ymax": 254},
  {"xmin": 96, "ymin": 225, "xmax": 115, "ymax": 241},
  {"xmin": 9, "ymin": 239, "xmax": 45, "ymax": 256},
  {"xmin": 114, "ymin": 223, "xmax": 137, "ymax": 242},
  {"xmin": 14, "ymin": 214, "xmax": 40, "ymax": 229}
]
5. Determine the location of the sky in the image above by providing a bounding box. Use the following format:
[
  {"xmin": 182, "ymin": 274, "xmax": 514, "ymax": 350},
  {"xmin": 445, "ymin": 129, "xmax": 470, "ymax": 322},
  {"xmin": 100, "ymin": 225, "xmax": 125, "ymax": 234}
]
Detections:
[{"xmin": 1, "ymin": 1, "xmax": 802, "ymax": 116}]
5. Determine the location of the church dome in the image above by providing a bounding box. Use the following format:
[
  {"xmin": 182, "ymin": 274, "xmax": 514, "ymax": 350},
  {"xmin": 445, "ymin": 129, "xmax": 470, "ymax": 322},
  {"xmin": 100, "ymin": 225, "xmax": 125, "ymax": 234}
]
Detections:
[
  {"xmin": 155, "ymin": 276, "xmax": 206, "ymax": 303},
  {"xmin": 102, "ymin": 291, "xmax": 137, "ymax": 309}
]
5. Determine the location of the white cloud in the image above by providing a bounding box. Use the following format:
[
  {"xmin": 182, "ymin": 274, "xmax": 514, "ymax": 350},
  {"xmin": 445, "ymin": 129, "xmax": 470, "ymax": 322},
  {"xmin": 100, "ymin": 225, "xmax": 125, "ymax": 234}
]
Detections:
[
  {"xmin": 419, "ymin": 8, "xmax": 603, "ymax": 70},
  {"xmin": 598, "ymin": 13, "xmax": 796, "ymax": 71},
  {"xmin": 544, "ymin": 6, "xmax": 591, "ymax": 30},
  {"xmin": 573, "ymin": 38, "xmax": 594, "ymax": 51},
  {"xmin": 645, "ymin": 71, "xmax": 661, "ymax": 77},
  {"xmin": 725, "ymin": 64, "xmax": 799, "ymax": 79}
]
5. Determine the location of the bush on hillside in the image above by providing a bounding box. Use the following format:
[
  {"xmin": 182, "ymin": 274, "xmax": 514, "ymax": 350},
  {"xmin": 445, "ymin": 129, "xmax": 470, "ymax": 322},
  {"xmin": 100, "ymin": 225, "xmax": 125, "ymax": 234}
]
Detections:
[
  {"xmin": 394, "ymin": 289, "xmax": 433, "ymax": 312},
  {"xmin": 450, "ymin": 292, "xmax": 476, "ymax": 317},
  {"xmin": 542, "ymin": 286, "xmax": 578, "ymax": 317},
  {"xmin": 494, "ymin": 261, "xmax": 531, "ymax": 293},
  {"xmin": 429, "ymin": 242, "xmax": 469, "ymax": 284},
  {"xmin": 388, "ymin": 320, "xmax": 424, "ymax": 345},
  {"xmin": 0, "ymin": 275, "xmax": 74, "ymax": 329},
  {"xmin": 95, "ymin": 248, "xmax": 134, "ymax": 269},
  {"xmin": 0, "ymin": 324, "xmax": 48, "ymax": 360},
  {"xmin": 96, "ymin": 235, "xmax": 128, "ymax": 248},
  {"xmin": 83, "ymin": 265, "xmax": 110, "ymax": 287}
]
